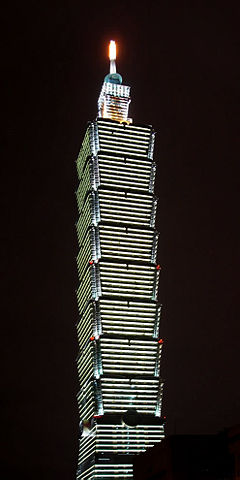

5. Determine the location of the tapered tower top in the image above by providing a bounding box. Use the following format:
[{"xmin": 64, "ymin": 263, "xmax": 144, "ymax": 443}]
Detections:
[{"xmin": 98, "ymin": 40, "xmax": 131, "ymax": 122}]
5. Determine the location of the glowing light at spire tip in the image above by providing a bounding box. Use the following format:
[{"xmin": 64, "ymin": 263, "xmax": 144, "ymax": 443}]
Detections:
[{"xmin": 109, "ymin": 40, "xmax": 116, "ymax": 61}]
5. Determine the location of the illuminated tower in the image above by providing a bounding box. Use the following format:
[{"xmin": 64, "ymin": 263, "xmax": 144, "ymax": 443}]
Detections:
[{"xmin": 76, "ymin": 41, "xmax": 164, "ymax": 480}]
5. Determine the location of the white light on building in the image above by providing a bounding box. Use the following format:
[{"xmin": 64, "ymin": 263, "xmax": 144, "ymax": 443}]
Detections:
[{"xmin": 76, "ymin": 41, "xmax": 165, "ymax": 480}]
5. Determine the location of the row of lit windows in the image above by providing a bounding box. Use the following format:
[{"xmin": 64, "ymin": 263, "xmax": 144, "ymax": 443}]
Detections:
[
  {"xmin": 99, "ymin": 188, "xmax": 153, "ymax": 201},
  {"xmin": 76, "ymin": 268, "xmax": 92, "ymax": 313},
  {"xmin": 76, "ymin": 128, "xmax": 91, "ymax": 180},
  {"xmin": 77, "ymin": 463, "xmax": 133, "ymax": 480},
  {"xmin": 76, "ymin": 164, "xmax": 91, "ymax": 212},
  {"xmin": 97, "ymin": 118, "xmax": 152, "ymax": 134},
  {"xmin": 98, "ymin": 131, "xmax": 150, "ymax": 148}
]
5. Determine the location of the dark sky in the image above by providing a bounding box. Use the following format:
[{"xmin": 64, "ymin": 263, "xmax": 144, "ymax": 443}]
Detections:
[{"xmin": 2, "ymin": 2, "xmax": 240, "ymax": 479}]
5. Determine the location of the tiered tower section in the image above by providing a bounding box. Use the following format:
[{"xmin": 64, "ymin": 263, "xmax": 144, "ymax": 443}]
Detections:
[{"xmin": 76, "ymin": 41, "xmax": 164, "ymax": 480}]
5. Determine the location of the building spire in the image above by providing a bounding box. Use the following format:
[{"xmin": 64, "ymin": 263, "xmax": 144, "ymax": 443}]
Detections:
[
  {"xmin": 104, "ymin": 40, "xmax": 122, "ymax": 85},
  {"xmin": 109, "ymin": 40, "xmax": 116, "ymax": 74}
]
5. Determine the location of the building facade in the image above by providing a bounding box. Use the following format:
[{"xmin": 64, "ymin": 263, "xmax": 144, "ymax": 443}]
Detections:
[{"xmin": 76, "ymin": 41, "xmax": 164, "ymax": 479}]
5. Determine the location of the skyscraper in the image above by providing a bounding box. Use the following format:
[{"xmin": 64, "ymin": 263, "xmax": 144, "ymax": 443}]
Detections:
[{"xmin": 76, "ymin": 41, "xmax": 164, "ymax": 480}]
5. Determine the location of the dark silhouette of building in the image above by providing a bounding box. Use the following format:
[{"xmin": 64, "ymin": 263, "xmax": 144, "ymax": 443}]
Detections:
[
  {"xmin": 228, "ymin": 425, "xmax": 240, "ymax": 480},
  {"xmin": 133, "ymin": 433, "xmax": 234, "ymax": 480}
]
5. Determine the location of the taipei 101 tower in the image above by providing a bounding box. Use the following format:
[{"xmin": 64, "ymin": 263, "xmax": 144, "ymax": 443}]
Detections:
[{"xmin": 75, "ymin": 41, "xmax": 165, "ymax": 479}]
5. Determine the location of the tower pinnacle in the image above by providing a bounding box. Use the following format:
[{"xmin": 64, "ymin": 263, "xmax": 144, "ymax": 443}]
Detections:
[
  {"xmin": 104, "ymin": 40, "xmax": 122, "ymax": 85},
  {"xmin": 109, "ymin": 40, "xmax": 116, "ymax": 74}
]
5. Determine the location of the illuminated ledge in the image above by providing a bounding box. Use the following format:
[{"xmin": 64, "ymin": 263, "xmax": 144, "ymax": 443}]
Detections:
[{"xmin": 96, "ymin": 117, "xmax": 153, "ymax": 130}]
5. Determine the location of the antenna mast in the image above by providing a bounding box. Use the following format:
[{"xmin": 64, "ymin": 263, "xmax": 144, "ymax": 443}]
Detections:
[{"xmin": 109, "ymin": 40, "xmax": 116, "ymax": 74}]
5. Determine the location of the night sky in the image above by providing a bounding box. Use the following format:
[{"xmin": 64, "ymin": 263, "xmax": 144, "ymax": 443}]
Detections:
[{"xmin": 2, "ymin": 3, "xmax": 240, "ymax": 479}]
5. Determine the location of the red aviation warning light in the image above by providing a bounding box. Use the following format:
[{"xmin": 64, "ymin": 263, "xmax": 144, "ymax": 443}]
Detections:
[
  {"xmin": 89, "ymin": 260, "xmax": 94, "ymax": 265},
  {"xmin": 158, "ymin": 338, "xmax": 164, "ymax": 344},
  {"xmin": 156, "ymin": 264, "xmax": 161, "ymax": 270},
  {"xmin": 90, "ymin": 336, "xmax": 95, "ymax": 341}
]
